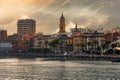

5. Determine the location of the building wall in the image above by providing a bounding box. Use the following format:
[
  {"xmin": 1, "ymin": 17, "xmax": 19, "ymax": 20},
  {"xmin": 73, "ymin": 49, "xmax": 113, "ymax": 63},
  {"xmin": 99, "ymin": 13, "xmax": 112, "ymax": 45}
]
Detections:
[
  {"xmin": 104, "ymin": 32, "xmax": 120, "ymax": 42},
  {"xmin": 17, "ymin": 19, "xmax": 36, "ymax": 36},
  {"xmin": 0, "ymin": 43, "xmax": 13, "ymax": 52},
  {"xmin": 0, "ymin": 30, "xmax": 7, "ymax": 38},
  {"xmin": 12, "ymin": 39, "xmax": 25, "ymax": 51},
  {"xmin": 73, "ymin": 36, "xmax": 84, "ymax": 52},
  {"xmin": 33, "ymin": 34, "xmax": 55, "ymax": 49},
  {"xmin": 84, "ymin": 32, "xmax": 104, "ymax": 51}
]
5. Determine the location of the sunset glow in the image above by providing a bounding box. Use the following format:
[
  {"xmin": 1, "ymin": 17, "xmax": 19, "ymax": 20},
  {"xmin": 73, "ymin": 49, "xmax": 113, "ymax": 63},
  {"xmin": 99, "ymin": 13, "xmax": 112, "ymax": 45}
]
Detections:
[{"xmin": 0, "ymin": 0, "xmax": 120, "ymax": 35}]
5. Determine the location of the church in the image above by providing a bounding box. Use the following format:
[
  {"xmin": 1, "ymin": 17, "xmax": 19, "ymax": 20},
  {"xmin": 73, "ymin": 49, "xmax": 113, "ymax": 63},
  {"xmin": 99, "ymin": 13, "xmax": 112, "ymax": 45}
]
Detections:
[{"xmin": 58, "ymin": 13, "xmax": 67, "ymax": 34}]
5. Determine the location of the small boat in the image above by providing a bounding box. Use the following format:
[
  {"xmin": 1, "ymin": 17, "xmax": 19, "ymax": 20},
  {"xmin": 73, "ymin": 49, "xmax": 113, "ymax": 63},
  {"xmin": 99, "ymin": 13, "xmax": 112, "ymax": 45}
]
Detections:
[{"xmin": 112, "ymin": 60, "xmax": 120, "ymax": 62}]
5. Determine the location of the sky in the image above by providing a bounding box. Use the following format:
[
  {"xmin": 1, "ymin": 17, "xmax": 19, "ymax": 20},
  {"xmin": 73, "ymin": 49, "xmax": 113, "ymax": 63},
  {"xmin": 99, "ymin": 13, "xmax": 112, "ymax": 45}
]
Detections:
[{"xmin": 0, "ymin": 0, "xmax": 120, "ymax": 35}]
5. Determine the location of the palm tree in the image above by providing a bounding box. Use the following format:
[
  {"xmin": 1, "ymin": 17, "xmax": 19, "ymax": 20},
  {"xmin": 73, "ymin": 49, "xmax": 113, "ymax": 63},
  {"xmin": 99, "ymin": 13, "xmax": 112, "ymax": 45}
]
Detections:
[
  {"xmin": 38, "ymin": 41, "xmax": 42, "ymax": 49},
  {"xmin": 111, "ymin": 43, "xmax": 117, "ymax": 54},
  {"xmin": 80, "ymin": 42, "xmax": 85, "ymax": 53},
  {"xmin": 101, "ymin": 43, "xmax": 106, "ymax": 53},
  {"xmin": 117, "ymin": 42, "xmax": 120, "ymax": 47},
  {"xmin": 87, "ymin": 41, "xmax": 91, "ymax": 51},
  {"xmin": 58, "ymin": 39, "xmax": 64, "ymax": 53},
  {"xmin": 76, "ymin": 43, "xmax": 80, "ymax": 53},
  {"xmin": 92, "ymin": 39, "xmax": 98, "ymax": 49},
  {"xmin": 105, "ymin": 41, "xmax": 111, "ymax": 48},
  {"xmin": 13, "ymin": 40, "xmax": 18, "ymax": 51},
  {"xmin": 23, "ymin": 40, "xmax": 30, "ymax": 49},
  {"xmin": 96, "ymin": 46, "xmax": 101, "ymax": 54},
  {"xmin": 49, "ymin": 39, "xmax": 59, "ymax": 52},
  {"xmin": 44, "ymin": 40, "xmax": 49, "ymax": 48}
]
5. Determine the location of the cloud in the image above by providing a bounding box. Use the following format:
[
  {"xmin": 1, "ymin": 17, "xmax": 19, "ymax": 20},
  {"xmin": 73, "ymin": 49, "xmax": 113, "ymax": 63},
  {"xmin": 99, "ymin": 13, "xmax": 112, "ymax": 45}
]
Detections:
[
  {"xmin": 26, "ymin": 0, "xmax": 110, "ymax": 34},
  {"xmin": 20, "ymin": 15, "xmax": 30, "ymax": 19},
  {"xmin": 0, "ymin": 0, "xmax": 120, "ymax": 35},
  {"xmin": 61, "ymin": 0, "xmax": 72, "ymax": 7}
]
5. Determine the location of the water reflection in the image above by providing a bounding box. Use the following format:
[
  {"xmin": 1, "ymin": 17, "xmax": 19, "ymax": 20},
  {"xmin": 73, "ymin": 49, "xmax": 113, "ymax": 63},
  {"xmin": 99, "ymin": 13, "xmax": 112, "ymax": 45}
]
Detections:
[{"xmin": 0, "ymin": 58, "xmax": 119, "ymax": 79}]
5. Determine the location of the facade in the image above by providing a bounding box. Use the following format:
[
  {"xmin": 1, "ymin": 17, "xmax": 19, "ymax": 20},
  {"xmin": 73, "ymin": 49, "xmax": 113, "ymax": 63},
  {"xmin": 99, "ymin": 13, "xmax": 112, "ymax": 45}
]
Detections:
[
  {"xmin": 71, "ymin": 22, "xmax": 84, "ymax": 52},
  {"xmin": 1, "ymin": 13, "xmax": 119, "ymax": 53},
  {"xmin": 8, "ymin": 34, "xmax": 25, "ymax": 52},
  {"xmin": 34, "ymin": 35, "xmax": 54, "ymax": 49},
  {"xmin": 57, "ymin": 34, "xmax": 73, "ymax": 52},
  {"xmin": 0, "ymin": 42, "xmax": 13, "ymax": 52},
  {"xmin": 58, "ymin": 13, "xmax": 66, "ymax": 34},
  {"xmin": 0, "ymin": 30, "xmax": 7, "ymax": 38},
  {"xmin": 71, "ymin": 22, "xmax": 83, "ymax": 37},
  {"xmin": 17, "ymin": 19, "xmax": 36, "ymax": 36},
  {"xmin": 84, "ymin": 31, "xmax": 104, "ymax": 52},
  {"xmin": 104, "ymin": 27, "xmax": 120, "ymax": 42},
  {"xmin": 0, "ymin": 38, "xmax": 13, "ymax": 52}
]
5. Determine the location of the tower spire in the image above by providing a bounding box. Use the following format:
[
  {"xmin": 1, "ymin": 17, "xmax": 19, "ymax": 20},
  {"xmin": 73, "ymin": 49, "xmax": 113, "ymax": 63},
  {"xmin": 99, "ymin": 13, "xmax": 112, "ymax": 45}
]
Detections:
[
  {"xmin": 62, "ymin": 13, "xmax": 63, "ymax": 17},
  {"xmin": 58, "ymin": 13, "xmax": 66, "ymax": 34},
  {"xmin": 61, "ymin": 12, "xmax": 64, "ymax": 19},
  {"xmin": 75, "ymin": 21, "xmax": 78, "ymax": 29}
]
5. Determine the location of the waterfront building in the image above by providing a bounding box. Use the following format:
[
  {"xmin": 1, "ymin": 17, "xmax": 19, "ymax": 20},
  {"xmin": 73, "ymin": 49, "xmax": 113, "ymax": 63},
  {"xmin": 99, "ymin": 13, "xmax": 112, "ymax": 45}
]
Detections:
[
  {"xmin": 71, "ymin": 22, "xmax": 86, "ymax": 36},
  {"xmin": 84, "ymin": 31, "xmax": 104, "ymax": 52},
  {"xmin": 72, "ymin": 36, "xmax": 84, "ymax": 53},
  {"xmin": 58, "ymin": 13, "xmax": 66, "ymax": 34},
  {"xmin": 71, "ymin": 22, "xmax": 84, "ymax": 52},
  {"xmin": 0, "ymin": 42, "xmax": 13, "ymax": 52},
  {"xmin": 57, "ymin": 34, "xmax": 73, "ymax": 52},
  {"xmin": 104, "ymin": 27, "xmax": 120, "ymax": 42},
  {"xmin": 34, "ymin": 35, "xmax": 54, "ymax": 49},
  {"xmin": 17, "ymin": 19, "xmax": 36, "ymax": 36},
  {"xmin": 8, "ymin": 34, "xmax": 25, "ymax": 52},
  {"xmin": 0, "ymin": 29, "xmax": 7, "ymax": 38},
  {"xmin": 71, "ymin": 22, "xmax": 80, "ymax": 36},
  {"xmin": 0, "ymin": 38, "xmax": 13, "ymax": 52}
]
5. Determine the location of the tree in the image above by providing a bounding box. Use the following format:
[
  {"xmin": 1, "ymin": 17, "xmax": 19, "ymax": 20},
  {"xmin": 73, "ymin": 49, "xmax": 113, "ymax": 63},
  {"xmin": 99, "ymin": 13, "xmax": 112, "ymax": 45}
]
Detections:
[
  {"xmin": 58, "ymin": 39, "xmax": 64, "ymax": 53},
  {"xmin": 116, "ymin": 42, "xmax": 120, "ymax": 47},
  {"xmin": 111, "ymin": 43, "xmax": 117, "ymax": 49},
  {"xmin": 92, "ymin": 39, "xmax": 98, "ymax": 49},
  {"xmin": 111, "ymin": 43, "xmax": 117, "ymax": 54},
  {"xmin": 76, "ymin": 43, "xmax": 80, "ymax": 53},
  {"xmin": 44, "ymin": 40, "xmax": 49, "ymax": 48},
  {"xmin": 105, "ymin": 41, "xmax": 111, "ymax": 48},
  {"xmin": 80, "ymin": 42, "xmax": 85, "ymax": 52},
  {"xmin": 23, "ymin": 40, "xmax": 31, "ymax": 50},
  {"xmin": 101, "ymin": 43, "xmax": 106, "ymax": 53},
  {"xmin": 87, "ymin": 41, "xmax": 91, "ymax": 51},
  {"xmin": 49, "ymin": 39, "xmax": 59, "ymax": 52},
  {"xmin": 38, "ymin": 41, "xmax": 42, "ymax": 49},
  {"xmin": 96, "ymin": 46, "xmax": 101, "ymax": 54}
]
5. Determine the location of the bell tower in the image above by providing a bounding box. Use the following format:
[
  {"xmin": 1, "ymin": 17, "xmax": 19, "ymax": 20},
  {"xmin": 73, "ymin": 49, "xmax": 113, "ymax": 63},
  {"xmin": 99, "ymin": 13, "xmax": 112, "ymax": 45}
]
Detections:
[{"xmin": 58, "ymin": 13, "xmax": 66, "ymax": 34}]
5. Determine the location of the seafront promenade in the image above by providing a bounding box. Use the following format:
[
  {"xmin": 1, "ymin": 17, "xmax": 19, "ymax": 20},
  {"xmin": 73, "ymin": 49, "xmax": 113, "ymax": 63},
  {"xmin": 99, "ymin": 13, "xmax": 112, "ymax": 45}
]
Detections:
[{"xmin": 0, "ymin": 52, "xmax": 120, "ymax": 61}]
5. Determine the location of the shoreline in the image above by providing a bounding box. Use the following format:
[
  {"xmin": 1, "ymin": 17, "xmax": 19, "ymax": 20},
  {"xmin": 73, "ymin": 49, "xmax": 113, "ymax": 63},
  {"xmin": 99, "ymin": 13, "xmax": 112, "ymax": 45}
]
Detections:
[{"xmin": 0, "ymin": 53, "xmax": 120, "ymax": 61}]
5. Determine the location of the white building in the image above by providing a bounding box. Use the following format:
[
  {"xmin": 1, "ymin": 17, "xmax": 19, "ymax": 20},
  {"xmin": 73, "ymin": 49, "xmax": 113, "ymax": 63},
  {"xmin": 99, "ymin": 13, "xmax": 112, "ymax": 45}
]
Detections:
[{"xmin": 0, "ymin": 42, "xmax": 13, "ymax": 52}]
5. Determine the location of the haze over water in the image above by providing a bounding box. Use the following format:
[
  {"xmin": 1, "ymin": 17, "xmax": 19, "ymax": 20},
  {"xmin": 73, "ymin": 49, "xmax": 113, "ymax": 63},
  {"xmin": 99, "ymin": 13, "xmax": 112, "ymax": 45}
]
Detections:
[{"xmin": 0, "ymin": 58, "xmax": 120, "ymax": 80}]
